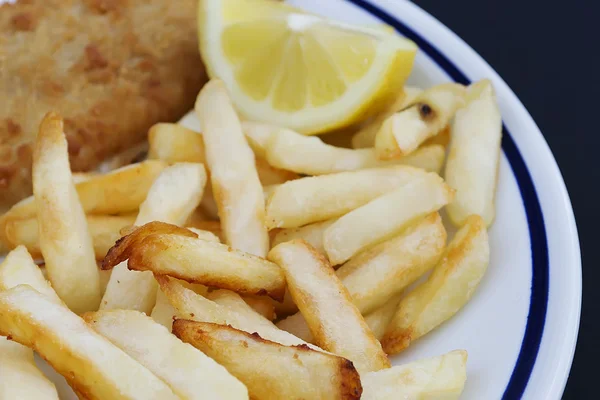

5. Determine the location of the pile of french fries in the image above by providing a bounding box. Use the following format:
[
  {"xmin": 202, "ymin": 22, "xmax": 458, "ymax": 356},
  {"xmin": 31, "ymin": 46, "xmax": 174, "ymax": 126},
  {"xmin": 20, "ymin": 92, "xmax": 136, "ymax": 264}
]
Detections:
[{"xmin": 0, "ymin": 76, "xmax": 501, "ymax": 399}]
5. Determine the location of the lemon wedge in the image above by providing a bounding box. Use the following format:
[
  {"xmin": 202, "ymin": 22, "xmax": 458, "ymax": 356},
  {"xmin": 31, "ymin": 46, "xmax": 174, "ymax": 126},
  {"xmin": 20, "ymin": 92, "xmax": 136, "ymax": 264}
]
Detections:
[{"xmin": 198, "ymin": 0, "xmax": 418, "ymax": 134}]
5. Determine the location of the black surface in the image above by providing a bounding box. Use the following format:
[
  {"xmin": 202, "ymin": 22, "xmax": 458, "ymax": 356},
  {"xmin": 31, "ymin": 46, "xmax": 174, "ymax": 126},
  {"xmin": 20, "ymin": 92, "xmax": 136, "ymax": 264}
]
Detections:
[{"xmin": 412, "ymin": 0, "xmax": 594, "ymax": 398}]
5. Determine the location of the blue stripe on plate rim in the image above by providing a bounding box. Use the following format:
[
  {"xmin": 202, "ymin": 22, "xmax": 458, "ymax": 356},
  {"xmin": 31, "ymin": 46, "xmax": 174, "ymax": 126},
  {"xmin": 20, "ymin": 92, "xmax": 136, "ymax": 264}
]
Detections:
[{"xmin": 344, "ymin": 0, "xmax": 550, "ymax": 398}]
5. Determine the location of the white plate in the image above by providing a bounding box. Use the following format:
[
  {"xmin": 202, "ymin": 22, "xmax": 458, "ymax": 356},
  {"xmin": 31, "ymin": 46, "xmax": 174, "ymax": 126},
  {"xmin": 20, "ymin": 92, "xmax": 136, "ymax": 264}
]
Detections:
[{"xmin": 28, "ymin": 0, "xmax": 581, "ymax": 399}]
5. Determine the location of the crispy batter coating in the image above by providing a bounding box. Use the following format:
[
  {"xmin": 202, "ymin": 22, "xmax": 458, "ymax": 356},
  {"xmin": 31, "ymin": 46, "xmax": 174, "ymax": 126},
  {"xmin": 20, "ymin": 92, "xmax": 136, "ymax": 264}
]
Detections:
[{"xmin": 0, "ymin": 0, "xmax": 206, "ymax": 210}]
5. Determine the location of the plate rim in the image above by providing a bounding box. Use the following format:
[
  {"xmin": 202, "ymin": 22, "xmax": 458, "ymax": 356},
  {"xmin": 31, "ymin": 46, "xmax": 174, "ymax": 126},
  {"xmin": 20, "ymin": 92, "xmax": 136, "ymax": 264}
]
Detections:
[{"xmin": 343, "ymin": 0, "xmax": 582, "ymax": 398}]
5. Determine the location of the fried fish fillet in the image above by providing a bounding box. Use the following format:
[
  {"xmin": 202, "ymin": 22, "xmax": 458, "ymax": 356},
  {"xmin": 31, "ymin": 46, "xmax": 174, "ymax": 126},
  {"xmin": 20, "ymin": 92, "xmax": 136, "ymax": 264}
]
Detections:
[{"xmin": 0, "ymin": 0, "xmax": 206, "ymax": 210}]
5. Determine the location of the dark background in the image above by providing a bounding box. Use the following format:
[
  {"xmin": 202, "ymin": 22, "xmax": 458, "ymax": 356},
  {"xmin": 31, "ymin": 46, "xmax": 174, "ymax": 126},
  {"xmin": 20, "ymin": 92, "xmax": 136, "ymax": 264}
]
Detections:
[{"xmin": 413, "ymin": 0, "xmax": 594, "ymax": 398}]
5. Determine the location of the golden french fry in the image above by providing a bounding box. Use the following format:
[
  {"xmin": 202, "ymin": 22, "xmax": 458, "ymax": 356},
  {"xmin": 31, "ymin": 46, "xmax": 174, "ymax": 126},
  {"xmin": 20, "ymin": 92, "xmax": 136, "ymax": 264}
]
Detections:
[
  {"xmin": 84, "ymin": 310, "xmax": 248, "ymax": 400},
  {"xmin": 186, "ymin": 227, "xmax": 220, "ymax": 242},
  {"xmin": 382, "ymin": 215, "xmax": 489, "ymax": 354},
  {"xmin": 173, "ymin": 321, "xmax": 362, "ymax": 400},
  {"xmin": 272, "ymin": 219, "xmax": 335, "ymax": 255},
  {"xmin": 255, "ymin": 157, "xmax": 299, "ymax": 186},
  {"xmin": 195, "ymin": 79, "xmax": 269, "ymax": 257},
  {"xmin": 324, "ymin": 172, "xmax": 453, "ymax": 264},
  {"xmin": 264, "ymin": 128, "xmax": 442, "ymax": 175},
  {"xmin": 150, "ymin": 288, "xmax": 178, "ymax": 331},
  {"xmin": 0, "ymin": 286, "xmax": 178, "ymax": 399},
  {"xmin": 265, "ymin": 166, "xmax": 431, "ymax": 229},
  {"xmin": 157, "ymin": 276, "xmax": 315, "ymax": 349},
  {"xmin": 445, "ymin": 80, "xmax": 502, "ymax": 227},
  {"xmin": 0, "ymin": 336, "xmax": 59, "ymax": 400},
  {"xmin": 73, "ymin": 160, "xmax": 168, "ymax": 215},
  {"xmin": 0, "ymin": 246, "xmax": 62, "ymax": 304},
  {"xmin": 186, "ymin": 220, "xmax": 224, "ymax": 241},
  {"xmin": 276, "ymin": 214, "xmax": 446, "ymax": 328},
  {"xmin": 32, "ymin": 113, "xmax": 101, "ymax": 313},
  {"xmin": 364, "ymin": 294, "xmax": 403, "ymax": 341},
  {"xmin": 361, "ymin": 350, "xmax": 467, "ymax": 400},
  {"xmin": 352, "ymin": 86, "xmax": 423, "ymax": 149},
  {"xmin": 121, "ymin": 232, "xmax": 285, "ymax": 300},
  {"xmin": 99, "ymin": 142, "xmax": 149, "ymax": 172},
  {"xmin": 269, "ymin": 240, "xmax": 390, "ymax": 373},
  {"xmin": 208, "ymin": 289, "xmax": 273, "ymax": 324},
  {"xmin": 148, "ymin": 123, "xmax": 206, "ymax": 163},
  {"xmin": 375, "ymin": 83, "xmax": 466, "ymax": 159},
  {"xmin": 241, "ymin": 121, "xmax": 279, "ymax": 158},
  {"xmin": 101, "ymin": 163, "xmax": 206, "ymax": 314},
  {"xmin": 241, "ymin": 295, "xmax": 277, "ymax": 321},
  {"xmin": 4, "ymin": 214, "xmax": 135, "ymax": 260}
]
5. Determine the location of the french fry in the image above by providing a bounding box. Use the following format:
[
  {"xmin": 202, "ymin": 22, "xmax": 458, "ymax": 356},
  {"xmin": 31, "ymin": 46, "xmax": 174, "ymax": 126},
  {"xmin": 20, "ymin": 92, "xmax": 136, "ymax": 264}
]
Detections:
[
  {"xmin": 4, "ymin": 214, "xmax": 135, "ymax": 260},
  {"xmin": 84, "ymin": 310, "xmax": 248, "ymax": 400},
  {"xmin": 268, "ymin": 240, "xmax": 390, "ymax": 373},
  {"xmin": 272, "ymin": 219, "xmax": 335, "ymax": 255},
  {"xmin": 173, "ymin": 321, "xmax": 363, "ymax": 400},
  {"xmin": 241, "ymin": 295, "xmax": 277, "ymax": 320},
  {"xmin": 264, "ymin": 128, "xmax": 443, "ymax": 175},
  {"xmin": 100, "ymin": 163, "xmax": 206, "ymax": 313},
  {"xmin": 117, "ymin": 232, "xmax": 285, "ymax": 300},
  {"xmin": 0, "ymin": 337, "xmax": 59, "ymax": 400},
  {"xmin": 241, "ymin": 121, "xmax": 279, "ymax": 158},
  {"xmin": 32, "ymin": 113, "xmax": 101, "ymax": 313},
  {"xmin": 375, "ymin": 83, "xmax": 465, "ymax": 159},
  {"xmin": 150, "ymin": 288, "xmax": 178, "ymax": 331},
  {"xmin": 324, "ymin": 172, "xmax": 453, "ymax": 264},
  {"xmin": 0, "ymin": 246, "xmax": 62, "ymax": 304},
  {"xmin": 255, "ymin": 157, "xmax": 299, "ymax": 185},
  {"xmin": 186, "ymin": 227, "xmax": 220, "ymax": 242},
  {"xmin": 445, "ymin": 79, "xmax": 502, "ymax": 227},
  {"xmin": 186, "ymin": 220, "xmax": 224, "ymax": 241},
  {"xmin": 0, "ymin": 286, "xmax": 178, "ymax": 400},
  {"xmin": 265, "ymin": 166, "xmax": 431, "ymax": 229},
  {"xmin": 276, "ymin": 214, "xmax": 446, "ymax": 326},
  {"xmin": 71, "ymin": 160, "xmax": 168, "ymax": 215},
  {"xmin": 364, "ymin": 295, "xmax": 403, "ymax": 341},
  {"xmin": 352, "ymin": 87, "xmax": 423, "ymax": 149},
  {"xmin": 147, "ymin": 123, "xmax": 206, "ymax": 163},
  {"xmin": 208, "ymin": 289, "xmax": 273, "ymax": 323},
  {"xmin": 195, "ymin": 79, "xmax": 269, "ymax": 257},
  {"xmin": 157, "ymin": 276, "xmax": 315, "ymax": 348},
  {"xmin": 361, "ymin": 350, "xmax": 467, "ymax": 400},
  {"xmin": 382, "ymin": 215, "xmax": 489, "ymax": 354}
]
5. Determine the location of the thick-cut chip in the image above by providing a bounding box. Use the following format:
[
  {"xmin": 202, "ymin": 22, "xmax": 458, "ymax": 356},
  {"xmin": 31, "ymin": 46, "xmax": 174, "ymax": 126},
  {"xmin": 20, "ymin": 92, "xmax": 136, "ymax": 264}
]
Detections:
[
  {"xmin": 375, "ymin": 83, "xmax": 465, "ymax": 159},
  {"xmin": 208, "ymin": 290, "xmax": 273, "ymax": 323},
  {"xmin": 272, "ymin": 219, "xmax": 336, "ymax": 255},
  {"xmin": 157, "ymin": 276, "xmax": 314, "ymax": 348},
  {"xmin": 361, "ymin": 350, "xmax": 467, "ymax": 399},
  {"xmin": 0, "ymin": 246, "xmax": 62, "ymax": 304},
  {"xmin": 0, "ymin": 286, "xmax": 178, "ymax": 400},
  {"xmin": 445, "ymin": 79, "xmax": 502, "ymax": 227},
  {"xmin": 122, "ymin": 233, "xmax": 285, "ymax": 300},
  {"xmin": 241, "ymin": 295, "xmax": 277, "ymax": 321},
  {"xmin": 264, "ymin": 128, "xmax": 443, "ymax": 175},
  {"xmin": 265, "ymin": 166, "xmax": 431, "ymax": 229},
  {"xmin": 84, "ymin": 310, "xmax": 248, "ymax": 400},
  {"xmin": 148, "ymin": 123, "xmax": 206, "ymax": 163},
  {"xmin": 352, "ymin": 87, "xmax": 423, "ymax": 149},
  {"xmin": 173, "ymin": 321, "xmax": 362, "ymax": 400},
  {"xmin": 364, "ymin": 295, "xmax": 403, "ymax": 341},
  {"xmin": 195, "ymin": 80, "xmax": 269, "ymax": 257},
  {"xmin": 324, "ymin": 173, "xmax": 453, "ymax": 264},
  {"xmin": 100, "ymin": 163, "xmax": 205, "ymax": 313},
  {"xmin": 382, "ymin": 215, "xmax": 489, "ymax": 354},
  {"xmin": 4, "ymin": 214, "xmax": 135, "ymax": 260},
  {"xmin": 32, "ymin": 113, "xmax": 101, "ymax": 313},
  {"xmin": 268, "ymin": 240, "xmax": 389, "ymax": 372},
  {"xmin": 277, "ymin": 214, "xmax": 446, "ymax": 335},
  {"xmin": 0, "ymin": 337, "xmax": 59, "ymax": 400}
]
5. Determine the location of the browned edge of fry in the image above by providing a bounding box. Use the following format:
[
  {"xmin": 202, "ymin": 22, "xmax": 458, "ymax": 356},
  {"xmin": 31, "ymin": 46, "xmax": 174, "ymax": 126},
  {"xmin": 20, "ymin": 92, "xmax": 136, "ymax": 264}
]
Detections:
[{"xmin": 101, "ymin": 221, "xmax": 198, "ymax": 270}]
